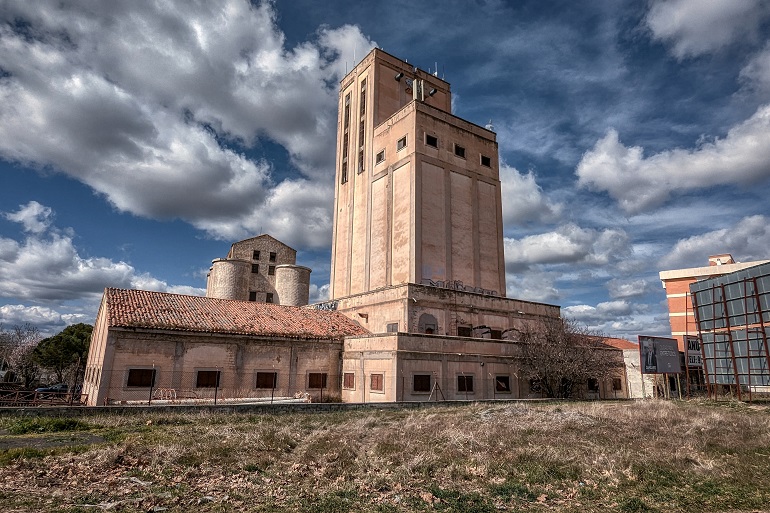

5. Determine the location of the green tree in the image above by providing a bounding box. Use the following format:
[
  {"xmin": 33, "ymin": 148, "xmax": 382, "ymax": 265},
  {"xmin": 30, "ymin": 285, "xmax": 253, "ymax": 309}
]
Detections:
[{"xmin": 33, "ymin": 323, "xmax": 92, "ymax": 384}]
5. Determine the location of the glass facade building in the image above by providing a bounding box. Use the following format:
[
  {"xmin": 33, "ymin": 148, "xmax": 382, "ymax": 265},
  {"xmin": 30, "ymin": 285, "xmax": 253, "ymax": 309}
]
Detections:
[{"xmin": 690, "ymin": 262, "xmax": 770, "ymax": 398}]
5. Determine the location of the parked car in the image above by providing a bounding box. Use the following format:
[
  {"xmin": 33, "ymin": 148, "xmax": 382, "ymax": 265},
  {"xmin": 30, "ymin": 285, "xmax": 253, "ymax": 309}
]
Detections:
[{"xmin": 35, "ymin": 383, "xmax": 69, "ymax": 395}]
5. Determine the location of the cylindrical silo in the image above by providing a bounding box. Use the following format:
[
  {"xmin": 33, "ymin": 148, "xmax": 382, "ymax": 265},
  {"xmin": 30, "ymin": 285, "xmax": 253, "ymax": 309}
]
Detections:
[
  {"xmin": 207, "ymin": 258, "xmax": 251, "ymax": 300},
  {"xmin": 275, "ymin": 265, "xmax": 312, "ymax": 306}
]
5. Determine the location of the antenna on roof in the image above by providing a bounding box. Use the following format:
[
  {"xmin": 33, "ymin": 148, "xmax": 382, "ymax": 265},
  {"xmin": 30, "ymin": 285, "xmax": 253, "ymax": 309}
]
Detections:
[
  {"xmin": 485, "ymin": 119, "xmax": 495, "ymax": 131},
  {"xmin": 434, "ymin": 62, "xmax": 438, "ymax": 77}
]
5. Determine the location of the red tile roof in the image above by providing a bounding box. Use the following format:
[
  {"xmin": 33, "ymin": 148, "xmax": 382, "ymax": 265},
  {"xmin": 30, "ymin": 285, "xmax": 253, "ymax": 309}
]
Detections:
[
  {"xmin": 600, "ymin": 337, "xmax": 639, "ymax": 350},
  {"xmin": 104, "ymin": 288, "xmax": 369, "ymax": 340}
]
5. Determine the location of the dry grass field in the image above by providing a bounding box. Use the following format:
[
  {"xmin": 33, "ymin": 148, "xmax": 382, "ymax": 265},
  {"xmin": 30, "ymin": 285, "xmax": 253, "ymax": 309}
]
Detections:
[{"xmin": 1, "ymin": 400, "xmax": 770, "ymax": 512}]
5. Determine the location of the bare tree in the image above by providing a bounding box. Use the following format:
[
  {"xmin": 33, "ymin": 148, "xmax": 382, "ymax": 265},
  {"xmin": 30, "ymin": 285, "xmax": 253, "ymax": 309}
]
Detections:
[
  {"xmin": 0, "ymin": 324, "xmax": 42, "ymax": 387},
  {"xmin": 516, "ymin": 317, "xmax": 622, "ymax": 399}
]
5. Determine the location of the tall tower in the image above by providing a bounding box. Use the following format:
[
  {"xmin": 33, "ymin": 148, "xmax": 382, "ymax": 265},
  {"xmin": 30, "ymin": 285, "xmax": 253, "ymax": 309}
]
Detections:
[{"xmin": 330, "ymin": 48, "xmax": 505, "ymax": 300}]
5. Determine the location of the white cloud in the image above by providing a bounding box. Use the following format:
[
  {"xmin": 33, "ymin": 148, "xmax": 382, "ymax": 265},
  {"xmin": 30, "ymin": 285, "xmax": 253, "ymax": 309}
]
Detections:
[
  {"xmin": 563, "ymin": 300, "xmax": 632, "ymax": 323},
  {"xmin": 3, "ymin": 201, "xmax": 53, "ymax": 234},
  {"xmin": 606, "ymin": 278, "xmax": 654, "ymax": 299},
  {"xmin": 500, "ymin": 164, "xmax": 562, "ymax": 225},
  {"xmin": 576, "ymin": 105, "xmax": 770, "ymax": 214},
  {"xmin": 646, "ymin": 0, "xmax": 769, "ymax": 59},
  {"xmin": 504, "ymin": 224, "xmax": 630, "ymax": 270},
  {"xmin": 505, "ymin": 270, "xmax": 560, "ymax": 304},
  {"xmin": 309, "ymin": 283, "xmax": 330, "ymax": 304},
  {"xmin": 0, "ymin": 1, "xmax": 375, "ymax": 245},
  {"xmin": 740, "ymin": 43, "xmax": 770, "ymax": 93},
  {"xmin": 0, "ymin": 203, "xmax": 205, "ymax": 302},
  {"xmin": 660, "ymin": 215, "xmax": 770, "ymax": 269}
]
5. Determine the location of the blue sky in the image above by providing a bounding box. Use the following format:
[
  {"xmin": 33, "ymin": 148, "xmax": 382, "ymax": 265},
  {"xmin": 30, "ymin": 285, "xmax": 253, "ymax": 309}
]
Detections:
[{"xmin": 2, "ymin": 0, "xmax": 770, "ymax": 338}]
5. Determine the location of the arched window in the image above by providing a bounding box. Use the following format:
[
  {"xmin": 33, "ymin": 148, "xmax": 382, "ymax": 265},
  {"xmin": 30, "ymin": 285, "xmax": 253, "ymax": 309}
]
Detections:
[{"xmin": 418, "ymin": 313, "xmax": 438, "ymax": 334}]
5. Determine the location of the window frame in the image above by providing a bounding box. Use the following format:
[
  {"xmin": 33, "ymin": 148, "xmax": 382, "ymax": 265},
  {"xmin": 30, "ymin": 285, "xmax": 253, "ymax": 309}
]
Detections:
[
  {"xmin": 126, "ymin": 368, "xmax": 156, "ymax": 388},
  {"xmin": 251, "ymin": 263, "xmax": 259, "ymax": 273},
  {"xmin": 495, "ymin": 375, "xmax": 512, "ymax": 393},
  {"xmin": 266, "ymin": 292, "xmax": 274, "ymax": 304},
  {"xmin": 248, "ymin": 291, "xmax": 257, "ymax": 302},
  {"xmin": 457, "ymin": 375, "xmax": 474, "ymax": 393},
  {"xmin": 425, "ymin": 134, "xmax": 438, "ymax": 148},
  {"xmin": 397, "ymin": 136, "xmax": 407, "ymax": 151},
  {"xmin": 386, "ymin": 322, "xmax": 399, "ymax": 333},
  {"xmin": 252, "ymin": 250, "xmax": 261, "ymax": 260},
  {"xmin": 480, "ymin": 154, "xmax": 492, "ymax": 167},
  {"xmin": 308, "ymin": 372, "xmax": 328, "ymax": 389},
  {"xmin": 196, "ymin": 370, "xmax": 221, "ymax": 389},
  {"xmin": 376, "ymin": 149, "xmax": 385, "ymax": 164},
  {"xmin": 413, "ymin": 374, "xmax": 432, "ymax": 393},
  {"xmin": 343, "ymin": 372, "xmax": 355, "ymax": 390},
  {"xmin": 370, "ymin": 373, "xmax": 384, "ymax": 393},
  {"xmin": 255, "ymin": 371, "xmax": 278, "ymax": 389},
  {"xmin": 454, "ymin": 144, "xmax": 466, "ymax": 159},
  {"xmin": 268, "ymin": 265, "xmax": 276, "ymax": 276}
]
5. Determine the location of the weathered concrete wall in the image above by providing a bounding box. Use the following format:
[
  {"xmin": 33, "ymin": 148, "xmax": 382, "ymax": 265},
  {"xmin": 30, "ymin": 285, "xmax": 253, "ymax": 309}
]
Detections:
[{"xmin": 275, "ymin": 265, "xmax": 311, "ymax": 306}]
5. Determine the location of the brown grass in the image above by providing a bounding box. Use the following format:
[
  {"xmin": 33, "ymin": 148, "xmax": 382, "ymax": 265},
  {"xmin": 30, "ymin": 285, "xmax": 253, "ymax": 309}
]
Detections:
[{"xmin": 1, "ymin": 400, "xmax": 770, "ymax": 512}]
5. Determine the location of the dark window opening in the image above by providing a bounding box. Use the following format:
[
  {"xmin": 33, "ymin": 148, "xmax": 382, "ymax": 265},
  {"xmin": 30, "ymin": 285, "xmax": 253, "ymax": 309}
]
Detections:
[
  {"xmin": 266, "ymin": 292, "xmax": 274, "ymax": 303},
  {"xmin": 252, "ymin": 250, "xmax": 260, "ymax": 260},
  {"xmin": 268, "ymin": 265, "xmax": 275, "ymax": 276},
  {"xmin": 269, "ymin": 252, "xmax": 276, "ymax": 262},
  {"xmin": 490, "ymin": 329, "xmax": 502, "ymax": 340},
  {"xmin": 251, "ymin": 264, "xmax": 259, "ymax": 273},
  {"xmin": 425, "ymin": 134, "xmax": 438, "ymax": 148},
  {"xmin": 413, "ymin": 374, "xmax": 431, "ymax": 392},
  {"xmin": 127, "ymin": 368, "xmax": 155, "ymax": 388},
  {"xmin": 386, "ymin": 322, "xmax": 399, "ymax": 333},
  {"xmin": 343, "ymin": 93, "xmax": 350, "ymax": 128},
  {"xmin": 358, "ymin": 148, "xmax": 364, "ymax": 174},
  {"xmin": 360, "ymin": 78, "xmax": 366, "ymax": 116},
  {"xmin": 341, "ymin": 162, "xmax": 348, "ymax": 184},
  {"xmin": 376, "ymin": 150, "xmax": 385, "ymax": 164},
  {"xmin": 457, "ymin": 375, "xmax": 474, "ymax": 393},
  {"xmin": 587, "ymin": 378, "xmax": 600, "ymax": 393},
  {"xmin": 248, "ymin": 291, "xmax": 257, "ymax": 302},
  {"xmin": 196, "ymin": 370, "xmax": 220, "ymax": 388},
  {"xmin": 256, "ymin": 372, "xmax": 277, "ymax": 389},
  {"xmin": 343, "ymin": 372, "xmax": 355, "ymax": 389},
  {"xmin": 371, "ymin": 373, "xmax": 384, "ymax": 391},
  {"xmin": 480, "ymin": 155, "xmax": 491, "ymax": 167},
  {"xmin": 397, "ymin": 136, "xmax": 407, "ymax": 151},
  {"xmin": 457, "ymin": 326, "xmax": 472, "ymax": 337},
  {"xmin": 495, "ymin": 375, "xmax": 511, "ymax": 393},
  {"xmin": 454, "ymin": 144, "xmax": 466, "ymax": 158},
  {"xmin": 612, "ymin": 378, "xmax": 622, "ymax": 391},
  {"xmin": 309, "ymin": 373, "xmax": 328, "ymax": 389}
]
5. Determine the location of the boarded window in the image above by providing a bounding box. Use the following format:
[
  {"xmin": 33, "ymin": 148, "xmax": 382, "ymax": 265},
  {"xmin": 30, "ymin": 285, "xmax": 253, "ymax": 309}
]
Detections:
[
  {"xmin": 454, "ymin": 144, "xmax": 466, "ymax": 158},
  {"xmin": 127, "ymin": 368, "xmax": 155, "ymax": 388},
  {"xmin": 308, "ymin": 373, "xmax": 327, "ymax": 389},
  {"xmin": 480, "ymin": 155, "xmax": 491, "ymax": 167},
  {"xmin": 457, "ymin": 326, "xmax": 472, "ymax": 337},
  {"xmin": 196, "ymin": 370, "xmax": 220, "ymax": 388},
  {"xmin": 413, "ymin": 374, "xmax": 431, "ymax": 392},
  {"xmin": 425, "ymin": 134, "xmax": 438, "ymax": 148},
  {"xmin": 386, "ymin": 322, "xmax": 399, "ymax": 333},
  {"xmin": 457, "ymin": 375, "xmax": 474, "ymax": 393},
  {"xmin": 256, "ymin": 372, "xmax": 277, "ymax": 389},
  {"xmin": 397, "ymin": 136, "xmax": 407, "ymax": 151},
  {"xmin": 495, "ymin": 375, "xmax": 511, "ymax": 393},
  {"xmin": 370, "ymin": 373, "xmax": 384, "ymax": 392},
  {"xmin": 343, "ymin": 372, "xmax": 355, "ymax": 389}
]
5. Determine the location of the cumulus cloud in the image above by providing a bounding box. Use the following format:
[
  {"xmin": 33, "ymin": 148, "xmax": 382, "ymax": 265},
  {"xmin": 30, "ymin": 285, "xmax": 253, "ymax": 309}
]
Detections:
[
  {"xmin": 646, "ymin": 0, "xmax": 770, "ymax": 59},
  {"xmin": 3, "ymin": 201, "xmax": 53, "ymax": 234},
  {"xmin": 576, "ymin": 105, "xmax": 770, "ymax": 214},
  {"xmin": 500, "ymin": 164, "xmax": 561, "ymax": 225},
  {"xmin": 0, "ymin": 1, "xmax": 375, "ymax": 245},
  {"xmin": 660, "ymin": 215, "xmax": 770, "ymax": 269},
  {"xmin": 563, "ymin": 300, "xmax": 632, "ymax": 323},
  {"xmin": 606, "ymin": 278, "xmax": 655, "ymax": 299},
  {"xmin": 309, "ymin": 283, "xmax": 331, "ymax": 304},
  {"xmin": 504, "ymin": 224, "xmax": 630, "ymax": 271},
  {"xmin": 740, "ymin": 43, "xmax": 770, "ymax": 93},
  {"xmin": 505, "ymin": 270, "xmax": 560, "ymax": 304},
  {"xmin": 0, "ymin": 202, "xmax": 205, "ymax": 302}
]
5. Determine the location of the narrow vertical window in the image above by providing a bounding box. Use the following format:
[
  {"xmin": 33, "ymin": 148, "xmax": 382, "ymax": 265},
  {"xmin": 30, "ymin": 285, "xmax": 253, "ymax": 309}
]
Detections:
[{"xmin": 341, "ymin": 92, "xmax": 351, "ymax": 184}]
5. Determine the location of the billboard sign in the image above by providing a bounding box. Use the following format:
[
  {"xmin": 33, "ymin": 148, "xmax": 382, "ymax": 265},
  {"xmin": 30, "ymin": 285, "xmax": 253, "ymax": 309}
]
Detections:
[
  {"xmin": 639, "ymin": 336, "xmax": 682, "ymax": 374},
  {"xmin": 685, "ymin": 336, "xmax": 702, "ymax": 368}
]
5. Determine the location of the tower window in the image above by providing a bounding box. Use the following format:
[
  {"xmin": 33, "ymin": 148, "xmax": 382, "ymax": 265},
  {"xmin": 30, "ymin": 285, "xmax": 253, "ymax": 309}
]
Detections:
[
  {"xmin": 269, "ymin": 252, "xmax": 276, "ymax": 262},
  {"xmin": 454, "ymin": 144, "xmax": 466, "ymax": 158},
  {"xmin": 480, "ymin": 155, "xmax": 491, "ymax": 167},
  {"xmin": 268, "ymin": 265, "xmax": 275, "ymax": 276},
  {"xmin": 358, "ymin": 148, "xmax": 365, "ymax": 174},
  {"xmin": 425, "ymin": 134, "xmax": 438, "ymax": 148},
  {"xmin": 248, "ymin": 291, "xmax": 257, "ymax": 302},
  {"xmin": 251, "ymin": 264, "xmax": 259, "ymax": 273},
  {"xmin": 252, "ymin": 250, "xmax": 260, "ymax": 260},
  {"xmin": 341, "ymin": 162, "xmax": 348, "ymax": 184},
  {"xmin": 376, "ymin": 150, "xmax": 385, "ymax": 164},
  {"xmin": 266, "ymin": 292, "xmax": 274, "ymax": 303},
  {"xmin": 397, "ymin": 136, "xmax": 407, "ymax": 151}
]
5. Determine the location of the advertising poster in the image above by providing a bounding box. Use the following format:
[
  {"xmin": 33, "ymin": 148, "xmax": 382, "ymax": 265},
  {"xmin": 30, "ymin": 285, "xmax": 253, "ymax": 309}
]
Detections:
[
  {"xmin": 686, "ymin": 335, "xmax": 702, "ymax": 368},
  {"xmin": 639, "ymin": 335, "xmax": 682, "ymax": 374}
]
